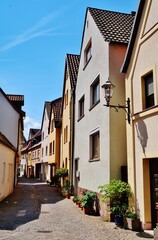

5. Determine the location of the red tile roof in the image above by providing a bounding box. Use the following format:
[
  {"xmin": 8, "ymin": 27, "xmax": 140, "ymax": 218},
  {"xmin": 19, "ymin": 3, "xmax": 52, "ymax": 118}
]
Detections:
[
  {"xmin": 7, "ymin": 94, "xmax": 24, "ymax": 104},
  {"xmin": 67, "ymin": 54, "xmax": 80, "ymax": 90},
  {"xmin": 88, "ymin": 7, "xmax": 135, "ymax": 44},
  {"xmin": 52, "ymin": 97, "xmax": 62, "ymax": 122}
]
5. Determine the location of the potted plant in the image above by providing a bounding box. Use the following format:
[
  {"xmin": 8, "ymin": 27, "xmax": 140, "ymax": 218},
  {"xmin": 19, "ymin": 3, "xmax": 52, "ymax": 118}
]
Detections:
[
  {"xmin": 123, "ymin": 212, "xmax": 141, "ymax": 231},
  {"xmin": 62, "ymin": 180, "xmax": 71, "ymax": 198},
  {"xmin": 154, "ymin": 224, "xmax": 158, "ymax": 240},
  {"xmin": 99, "ymin": 179, "xmax": 132, "ymax": 226},
  {"xmin": 55, "ymin": 168, "xmax": 68, "ymax": 187},
  {"xmin": 81, "ymin": 191, "xmax": 96, "ymax": 215}
]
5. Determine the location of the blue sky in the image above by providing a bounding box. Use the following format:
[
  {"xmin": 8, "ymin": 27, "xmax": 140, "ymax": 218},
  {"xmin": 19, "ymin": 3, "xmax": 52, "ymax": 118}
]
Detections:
[{"xmin": 0, "ymin": 0, "xmax": 139, "ymax": 139}]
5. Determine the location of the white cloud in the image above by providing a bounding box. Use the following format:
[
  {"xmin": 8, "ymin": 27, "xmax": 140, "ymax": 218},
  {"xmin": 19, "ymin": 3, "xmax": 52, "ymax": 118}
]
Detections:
[
  {"xmin": 0, "ymin": 11, "xmax": 62, "ymax": 52},
  {"xmin": 24, "ymin": 116, "xmax": 41, "ymax": 140}
]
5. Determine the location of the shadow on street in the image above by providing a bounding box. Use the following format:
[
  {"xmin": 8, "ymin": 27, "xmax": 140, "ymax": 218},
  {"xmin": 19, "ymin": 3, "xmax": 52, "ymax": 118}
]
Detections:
[{"xmin": 0, "ymin": 177, "xmax": 64, "ymax": 230}]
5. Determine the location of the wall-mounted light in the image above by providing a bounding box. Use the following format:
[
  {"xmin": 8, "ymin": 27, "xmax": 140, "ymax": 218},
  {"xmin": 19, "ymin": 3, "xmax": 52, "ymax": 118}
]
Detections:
[{"xmin": 102, "ymin": 79, "xmax": 131, "ymax": 124}]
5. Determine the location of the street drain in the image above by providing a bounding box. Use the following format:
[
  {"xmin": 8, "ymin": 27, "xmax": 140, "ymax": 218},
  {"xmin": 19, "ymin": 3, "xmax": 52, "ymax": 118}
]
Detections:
[
  {"xmin": 37, "ymin": 230, "xmax": 52, "ymax": 233},
  {"xmin": 40, "ymin": 211, "xmax": 49, "ymax": 214}
]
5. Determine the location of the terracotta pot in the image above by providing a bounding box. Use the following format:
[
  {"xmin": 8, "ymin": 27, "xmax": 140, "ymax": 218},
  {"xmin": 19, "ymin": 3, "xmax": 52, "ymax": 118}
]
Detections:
[{"xmin": 83, "ymin": 207, "xmax": 93, "ymax": 215}]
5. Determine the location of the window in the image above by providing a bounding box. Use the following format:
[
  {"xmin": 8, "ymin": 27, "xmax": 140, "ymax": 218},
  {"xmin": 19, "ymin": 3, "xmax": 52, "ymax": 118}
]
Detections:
[
  {"xmin": 143, "ymin": 72, "xmax": 154, "ymax": 109},
  {"xmin": 64, "ymin": 90, "xmax": 68, "ymax": 108},
  {"xmin": 46, "ymin": 146, "xmax": 48, "ymax": 156},
  {"xmin": 49, "ymin": 142, "xmax": 52, "ymax": 155},
  {"xmin": 42, "ymin": 148, "xmax": 44, "ymax": 157},
  {"xmin": 64, "ymin": 126, "xmax": 68, "ymax": 144},
  {"xmin": 2, "ymin": 162, "xmax": 6, "ymax": 182},
  {"xmin": 90, "ymin": 76, "xmax": 100, "ymax": 109},
  {"xmin": 53, "ymin": 140, "xmax": 55, "ymax": 154},
  {"xmin": 90, "ymin": 131, "xmax": 100, "ymax": 161},
  {"xmin": 78, "ymin": 95, "xmax": 85, "ymax": 120},
  {"xmin": 84, "ymin": 39, "xmax": 92, "ymax": 66}
]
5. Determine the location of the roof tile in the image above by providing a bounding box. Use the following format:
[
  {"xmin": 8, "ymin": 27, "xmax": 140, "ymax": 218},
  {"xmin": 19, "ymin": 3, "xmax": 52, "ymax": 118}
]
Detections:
[
  {"xmin": 67, "ymin": 54, "xmax": 80, "ymax": 90},
  {"xmin": 88, "ymin": 7, "xmax": 135, "ymax": 44}
]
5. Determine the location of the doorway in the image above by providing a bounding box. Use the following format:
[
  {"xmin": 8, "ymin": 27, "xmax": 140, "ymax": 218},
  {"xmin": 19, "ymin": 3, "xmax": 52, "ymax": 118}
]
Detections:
[{"xmin": 150, "ymin": 158, "xmax": 158, "ymax": 228}]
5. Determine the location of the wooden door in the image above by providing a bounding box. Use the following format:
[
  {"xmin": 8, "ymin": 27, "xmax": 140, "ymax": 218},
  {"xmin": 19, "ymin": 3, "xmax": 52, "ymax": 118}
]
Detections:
[{"xmin": 150, "ymin": 159, "xmax": 158, "ymax": 228}]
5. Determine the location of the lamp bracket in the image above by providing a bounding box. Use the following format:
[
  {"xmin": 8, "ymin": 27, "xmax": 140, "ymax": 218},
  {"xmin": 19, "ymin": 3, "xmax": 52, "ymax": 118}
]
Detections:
[{"xmin": 104, "ymin": 98, "xmax": 131, "ymax": 124}]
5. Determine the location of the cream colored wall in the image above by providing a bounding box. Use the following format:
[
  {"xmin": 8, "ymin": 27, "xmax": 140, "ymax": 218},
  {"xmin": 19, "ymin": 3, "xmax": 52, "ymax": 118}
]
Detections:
[
  {"xmin": 109, "ymin": 43, "xmax": 127, "ymax": 179},
  {"xmin": 0, "ymin": 144, "xmax": 15, "ymax": 201},
  {"xmin": 124, "ymin": 0, "xmax": 158, "ymax": 228},
  {"xmin": 74, "ymin": 10, "xmax": 128, "ymax": 192},
  {"xmin": 62, "ymin": 68, "xmax": 71, "ymax": 169},
  {"xmin": 74, "ymin": 11, "xmax": 110, "ymax": 192}
]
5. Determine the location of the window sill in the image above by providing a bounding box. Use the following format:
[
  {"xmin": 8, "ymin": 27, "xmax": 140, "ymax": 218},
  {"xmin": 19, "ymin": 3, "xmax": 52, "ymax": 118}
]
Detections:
[
  {"xmin": 133, "ymin": 105, "xmax": 158, "ymax": 121},
  {"xmin": 89, "ymin": 158, "xmax": 100, "ymax": 162},
  {"xmin": 77, "ymin": 114, "xmax": 85, "ymax": 122},
  {"xmin": 89, "ymin": 100, "xmax": 100, "ymax": 111},
  {"xmin": 83, "ymin": 55, "xmax": 92, "ymax": 70}
]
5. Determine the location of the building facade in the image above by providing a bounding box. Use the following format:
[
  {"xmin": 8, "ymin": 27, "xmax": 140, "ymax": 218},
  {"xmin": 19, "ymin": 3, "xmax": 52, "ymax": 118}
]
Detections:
[
  {"xmin": 74, "ymin": 8, "xmax": 135, "ymax": 195},
  {"xmin": 122, "ymin": 0, "xmax": 158, "ymax": 230}
]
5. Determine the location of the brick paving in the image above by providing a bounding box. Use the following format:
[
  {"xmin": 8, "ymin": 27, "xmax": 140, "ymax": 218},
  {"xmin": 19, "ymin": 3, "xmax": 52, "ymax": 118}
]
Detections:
[{"xmin": 0, "ymin": 177, "xmax": 154, "ymax": 240}]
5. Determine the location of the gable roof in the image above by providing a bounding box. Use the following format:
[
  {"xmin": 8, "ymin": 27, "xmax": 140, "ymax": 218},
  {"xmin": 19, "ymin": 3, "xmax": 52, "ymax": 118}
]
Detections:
[
  {"xmin": 0, "ymin": 88, "xmax": 20, "ymax": 114},
  {"xmin": 22, "ymin": 129, "xmax": 41, "ymax": 152},
  {"xmin": 7, "ymin": 94, "xmax": 24, "ymax": 103},
  {"xmin": 121, "ymin": 0, "xmax": 144, "ymax": 72},
  {"xmin": 28, "ymin": 128, "xmax": 40, "ymax": 140},
  {"xmin": 52, "ymin": 97, "xmax": 62, "ymax": 122},
  {"xmin": 67, "ymin": 54, "xmax": 80, "ymax": 90},
  {"xmin": 48, "ymin": 97, "xmax": 62, "ymax": 131},
  {"xmin": 88, "ymin": 7, "xmax": 135, "ymax": 44},
  {"xmin": 61, "ymin": 54, "xmax": 80, "ymax": 116},
  {"xmin": 41, "ymin": 101, "xmax": 51, "ymax": 130}
]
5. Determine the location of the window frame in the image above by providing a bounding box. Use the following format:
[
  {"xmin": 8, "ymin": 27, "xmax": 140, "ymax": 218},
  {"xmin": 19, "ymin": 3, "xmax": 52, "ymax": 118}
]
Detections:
[
  {"xmin": 84, "ymin": 39, "xmax": 92, "ymax": 68},
  {"xmin": 89, "ymin": 130, "xmax": 100, "ymax": 162},
  {"xmin": 142, "ymin": 71, "xmax": 155, "ymax": 110},
  {"xmin": 78, "ymin": 95, "xmax": 85, "ymax": 121},
  {"xmin": 90, "ymin": 75, "xmax": 100, "ymax": 110}
]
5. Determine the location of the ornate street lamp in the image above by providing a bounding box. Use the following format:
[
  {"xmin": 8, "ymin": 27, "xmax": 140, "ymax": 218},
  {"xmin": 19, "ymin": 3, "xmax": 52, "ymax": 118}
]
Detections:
[{"xmin": 102, "ymin": 79, "xmax": 131, "ymax": 124}]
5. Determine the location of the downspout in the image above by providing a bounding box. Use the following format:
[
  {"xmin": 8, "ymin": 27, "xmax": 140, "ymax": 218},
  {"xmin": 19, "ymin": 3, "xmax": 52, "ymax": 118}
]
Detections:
[{"xmin": 70, "ymin": 89, "xmax": 75, "ymax": 194}]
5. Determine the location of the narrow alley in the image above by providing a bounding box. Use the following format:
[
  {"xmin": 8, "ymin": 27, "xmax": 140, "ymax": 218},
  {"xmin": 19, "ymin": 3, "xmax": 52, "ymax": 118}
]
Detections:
[{"xmin": 0, "ymin": 178, "xmax": 153, "ymax": 240}]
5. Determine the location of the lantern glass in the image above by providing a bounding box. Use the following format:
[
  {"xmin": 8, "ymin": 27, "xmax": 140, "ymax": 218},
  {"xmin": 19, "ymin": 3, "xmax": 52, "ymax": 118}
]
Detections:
[{"xmin": 102, "ymin": 80, "xmax": 115, "ymax": 105}]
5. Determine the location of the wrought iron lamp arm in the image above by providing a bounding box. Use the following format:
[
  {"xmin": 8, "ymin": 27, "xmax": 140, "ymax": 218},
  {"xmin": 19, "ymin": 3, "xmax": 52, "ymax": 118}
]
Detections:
[{"xmin": 104, "ymin": 98, "xmax": 131, "ymax": 124}]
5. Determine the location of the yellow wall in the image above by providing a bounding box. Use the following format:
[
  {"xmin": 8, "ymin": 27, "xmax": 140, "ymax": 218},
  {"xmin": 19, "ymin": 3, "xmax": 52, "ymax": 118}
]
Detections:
[
  {"xmin": 109, "ymin": 43, "xmax": 127, "ymax": 179},
  {"xmin": 0, "ymin": 144, "xmax": 15, "ymax": 201},
  {"xmin": 124, "ymin": 0, "xmax": 158, "ymax": 229},
  {"xmin": 62, "ymin": 68, "xmax": 71, "ymax": 169}
]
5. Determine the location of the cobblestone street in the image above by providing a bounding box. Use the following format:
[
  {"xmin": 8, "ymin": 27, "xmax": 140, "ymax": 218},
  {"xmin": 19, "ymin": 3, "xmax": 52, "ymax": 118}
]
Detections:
[{"xmin": 0, "ymin": 178, "xmax": 154, "ymax": 240}]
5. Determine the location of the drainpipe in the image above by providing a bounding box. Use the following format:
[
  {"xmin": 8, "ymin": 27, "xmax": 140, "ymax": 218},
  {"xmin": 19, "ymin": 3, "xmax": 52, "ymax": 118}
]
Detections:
[{"xmin": 70, "ymin": 89, "xmax": 75, "ymax": 194}]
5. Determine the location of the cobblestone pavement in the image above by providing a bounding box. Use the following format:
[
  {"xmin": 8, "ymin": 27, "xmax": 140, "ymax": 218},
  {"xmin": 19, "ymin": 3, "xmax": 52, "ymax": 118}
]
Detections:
[{"xmin": 0, "ymin": 177, "xmax": 154, "ymax": 240}]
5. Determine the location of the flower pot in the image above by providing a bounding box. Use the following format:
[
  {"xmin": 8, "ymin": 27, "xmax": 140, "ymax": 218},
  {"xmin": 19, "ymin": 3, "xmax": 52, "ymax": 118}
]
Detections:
[
  {"xmin": 66, "ymin": 194, "xmax": 70, "ymax": 199},
  {"xmin": 114, "ymin": 215, "xmax": 123, "ymax": 226},
  {"xmin": 123, "ymin": 217, "xmax": 141, "ymax": 231},
  {"xmin": 83, "ymin": 207, "xmax": 93, "ymax": 215}
]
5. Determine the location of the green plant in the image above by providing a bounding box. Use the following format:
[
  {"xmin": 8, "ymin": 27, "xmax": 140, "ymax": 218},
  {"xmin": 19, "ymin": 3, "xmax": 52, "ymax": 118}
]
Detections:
[
  {"xmin": 73, "ymin": 195, "xmax": 80, "ymax": 203},
  {"xmin": 81, "ymin": 191, "xmax": 96, "ymax": 208},
  {"xmin": 99, "ymin": 179, "xmax": 132, "ymax": 216},
  {"xmin": 124, "ymin": 212, "xmax": 138, "ymax": 220},
  {"xmin": 55, "ymin": 168, "xmax": 68, "ymax": 178}
]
